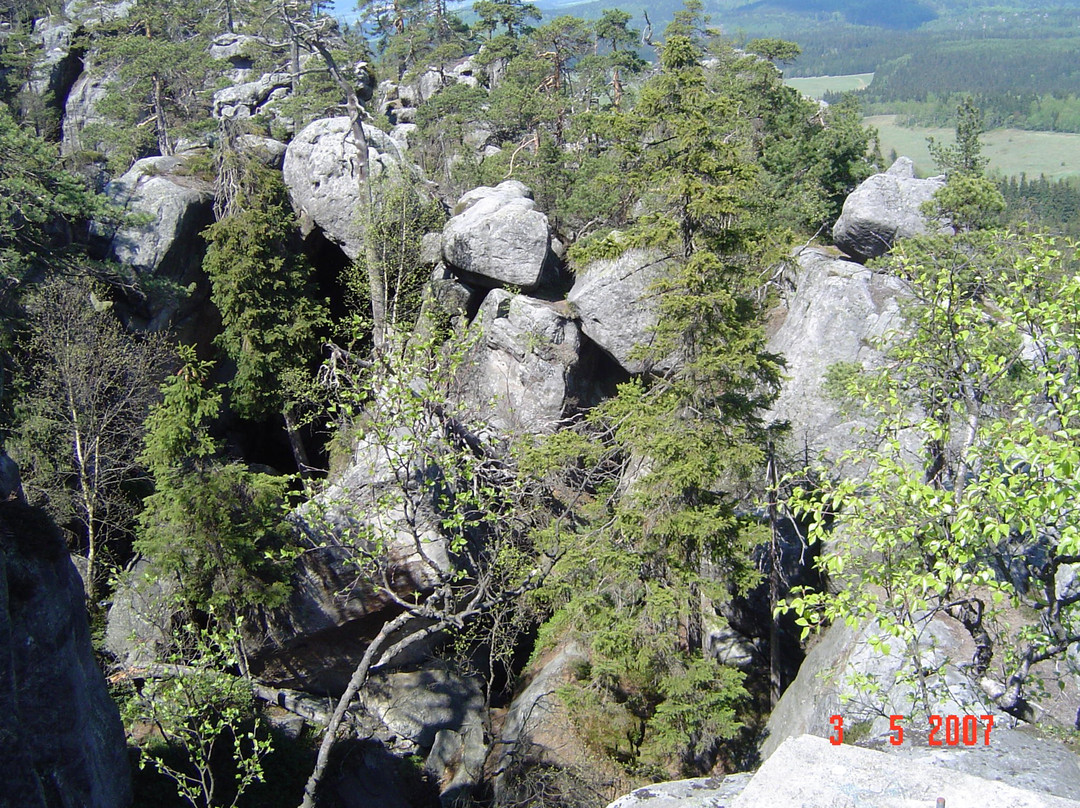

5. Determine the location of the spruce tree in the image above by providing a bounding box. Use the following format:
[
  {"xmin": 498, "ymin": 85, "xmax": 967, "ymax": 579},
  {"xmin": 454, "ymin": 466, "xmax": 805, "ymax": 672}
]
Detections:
[{"xmin": 201, "ymin": 159, "xmax": 329, "ymax": 471}]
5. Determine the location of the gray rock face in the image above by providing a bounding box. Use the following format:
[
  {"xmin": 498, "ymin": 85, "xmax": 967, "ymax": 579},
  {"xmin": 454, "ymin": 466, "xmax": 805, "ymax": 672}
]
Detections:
[
  {"xmin": 833, "ymin": 156, "xmax": 946, "ymax": 262},
  {"xmin": 606, "ymin": 774, "xmax": 754, "ymax": 808},
  {"xmin": 99, "ymin": 155, "xmax": 215, "ymax": 332},
  {"xmin": 105, "ymin": 558, "xmax": 178, "ymax": 668},
  {"xmin": 414, "ymin": 264, "xmax": 483, "ymax": 342},
  {"xmin": 733, "ymin": 735, "xmax": 1080, "ymax": 808},
  {"xmin": 893, "ymin": 725, "xmax": 1080, "ymax": 802},
  {"xmin": 64, "ymin": 0, "xmax": 133, "ymax": 25},
  {"xmin": 361, "ymin": 669, "xmax": 484, "ymax": 750},
  {"xmin": 494, "ymin": 641, "xmax": 591, "ymax": 800},
  {"xmin": 762, "ymin": 615, "xmax": 1080, "ymax": 802},
  {"xmin": 426, "ymin": 723, "xmax": 487, "ymax": 808},
  {"xmin": 244, "ymin": 544, "xmax": 405, "ymax": 693},
  {"xmin": 235, "ymin": 134, "xmax": 288, "ymax": 169},
  {"xmin": 567, "ymin": 248, "xmax": 677, "ymax": 374},
  {"xmin": 255, "ymin": 429, "xmax": 451, "ymax": 692},
  {"xmin": 704, "ymin": 624, "xmax": 757, "ymax": 669},
  {"xmin": 0, "ymin": 501, "xmax": 131, "ymax": 808},
  {"xmin": 393, "ymin": 56, "xmax": 478, "ymax": 112},
  {"xmin": 208, "ymin": 32, "xmax": 259, "ymax": 66},
  {"xmin": 282, "ymin": 117, "xmax": 403, "ymax": 259},
  {"xmin": 442, "ymin": 182, "xmax": 552, "ymax": 290},
  {"xmin": 762, "ymin": 616, "xmax": 991, "ymax": 761},
  {"xmin": 24, "ymin": 16, "xmax": 79, "ymax": 107},
  {"xmin": 212, "ymin": 70, "xmax": 292, "ymax": 120},
  {"xmin": 61, "ymin": 64, "xmax": 117, "ymax": 164},
  {"xmin": 458, "ymin": 290, "xmax": 583, "ymax": 434},
  {"xmin": 766, "ymin": 248, "xmax": 908, "ymax": 464}
]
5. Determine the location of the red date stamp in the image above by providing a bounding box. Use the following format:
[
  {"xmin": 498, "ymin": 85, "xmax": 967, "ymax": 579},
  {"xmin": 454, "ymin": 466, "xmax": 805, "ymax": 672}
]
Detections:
[{"xmin": 828, "ymin": 714, "xmax": 994, "ymax": 746}]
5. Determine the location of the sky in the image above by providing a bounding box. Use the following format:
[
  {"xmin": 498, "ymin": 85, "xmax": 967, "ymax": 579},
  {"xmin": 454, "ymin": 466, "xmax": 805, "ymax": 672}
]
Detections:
[{"xmin": 327, "ymin": 0, "xmax": 362, "ymax": 25}]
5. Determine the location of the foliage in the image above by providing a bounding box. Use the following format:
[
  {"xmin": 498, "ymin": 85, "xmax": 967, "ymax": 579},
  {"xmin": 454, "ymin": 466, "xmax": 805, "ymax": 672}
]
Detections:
[
  {"xmin": 923, "ymin": 99, "xmax": 1005, "ymax": 232},
  {"xmin": 85, "ymin": 0, "xmax": 221, "ymax": 171},
  {"xmin": 123, "ymin": 618, "xmax": 273, "ymax": 808},
  {"xmin": 0, "ymin": 102, "xmax": 118, "ymax": 284},
  {"xmin": 358, "ymin": 0, "xmax": 471, "ymax": 80},
  {"xmin": 10, "ymin": 276, "xmax": 172, "ymax": 601},
  {"xmin": 522, "ymin": 25, "xmax": 788, "ymax": 779},
  {"xmin": 343, "ymin": 175, "xmax": 446, "ymax": 335},
  {"xmin": 136, "ymin": 347, "xmax": 294, "ymax": 618},
  {"xmin": 999, "ymin": 174, "xmax": 1080, "ymax": 239},
  {"xmin": 266, "ymin": 25, "xmax": 372, "ymax": 133},
  {"xmin": 413, "ymin": 82, "xmax": 489, "ymax": 195},
  {"xmin": 472, "ymin": 0, "xmax": 541, "ymax": 40},
  {"xmin": 202, "ymin": 159, "xmax": 329, "ymax": 425},
  {"xmin": 785, "ymin": 230, "xmax": 1080, "ymax": 717},
  {"xmin": 297, "ymin": 324, "xmax": 553, "ymax": 807}
]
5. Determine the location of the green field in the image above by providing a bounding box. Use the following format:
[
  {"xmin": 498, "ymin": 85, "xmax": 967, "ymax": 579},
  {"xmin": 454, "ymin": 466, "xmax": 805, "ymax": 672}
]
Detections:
[
  {"xmin": 866, "ymin": 115, "xmax": 1080, "ymax": 181},
  {"xmin": 784, "ymin": 73, "xmax": 874, "ymax": 100}
]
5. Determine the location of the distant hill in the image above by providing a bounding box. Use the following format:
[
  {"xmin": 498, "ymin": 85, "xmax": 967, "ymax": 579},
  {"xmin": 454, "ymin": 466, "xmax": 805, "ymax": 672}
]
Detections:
[
  {"xmin": 533, "ymin": 0, "xmax": 936, "ymax": 36},
  {"xmin": 532, "ymin": 0, "xmax": 1080, "ymax": 40}
]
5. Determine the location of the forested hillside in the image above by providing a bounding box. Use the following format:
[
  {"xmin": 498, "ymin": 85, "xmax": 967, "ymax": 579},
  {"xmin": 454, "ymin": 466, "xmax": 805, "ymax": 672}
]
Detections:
[{"xmin": 3, "ymin": 0, "xmax": 1080, "ymax": 806}]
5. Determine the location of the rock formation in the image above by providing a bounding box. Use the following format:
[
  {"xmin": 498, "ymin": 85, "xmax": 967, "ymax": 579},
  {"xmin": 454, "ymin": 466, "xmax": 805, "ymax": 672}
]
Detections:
[
  {"xmin": 765, "ymin": 247, "xmax": 909, "ymax": 464},
  {"xmin": 282, "ymin": 117, "xmax": 403, "ymax": 259},
  {"xmin": 442, "ymin": 181, "xmax": 555, "ymax": 291},
  {"xmin": 0, "ymin": 501, "xmax": 131, "ymax": 808},
  {"xmin": 732, "ymin": 735, "xmax": 1080, "ymax": 808},
  {"xmin": 761, "ymin": 616, "xmax": 1080, "ymax": 802},
  {"xmin": 833, "ymin": 156, "xmax": 946, "ymax": 262},
  {"xmin": 97, "ymin": 154, "xmax": 216, "ymax": 335},
  {"xmin": 567, "ymin": 248, "xmax": 678, "ymax": 374},
  {"xmin": 458, "ymin": 290, "xmax": 585, "ymax": 434}
]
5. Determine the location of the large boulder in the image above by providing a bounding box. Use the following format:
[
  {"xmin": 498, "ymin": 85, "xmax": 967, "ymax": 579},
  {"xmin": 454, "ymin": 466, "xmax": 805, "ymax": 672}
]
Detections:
[
  {"xmin": 98, "ymin": 155, "xmax": 215, "ymax": 333},
  {"xmin": 606, "ymin": 775, "xmax": 753, "ymax": 808},
  {"xmin": 360, "ymin": 668, "xmax": 484, "ymax": 751},
  {"xmin": 762, "ymin": 616, "xmax": 1080, "ymax": 802},
  {"xmin": 457, "ymin": 290, "xmax": 584, "ymax": 434},
  {"xmin": 765, "ymin": 248, "xmax": 908, "ymax": 464},
  {"xmin": 833, "ymin": 157, "xmax": 946, "ymax": 262},
  {"xmin": 567, "ymin": 248, "xmax": 677, "ymax": 374},
  {"xmin": 235, "ymin": 133, "xmax": 288, "ymax": 170},
  {"xmin": 282, "ymin": 117, "xmax": 403, "ymax": 260},
  {"xmin": 0, "ymin": 501, "xmax": 131, "ymax": 808},
  {"xmin": 212, "ymin": 70, "xmax": 292, "ymax": 120},
  {"xmin": 442, "ymin": 181, "xmax": 553, "ymax": 291},
  {"xmin": 732, "ymin": 735, "xmax": 1080, "ymax": 808},
  {"xmin": 104, "ymin": 558, "xmax": 179, "ymax": 668}
]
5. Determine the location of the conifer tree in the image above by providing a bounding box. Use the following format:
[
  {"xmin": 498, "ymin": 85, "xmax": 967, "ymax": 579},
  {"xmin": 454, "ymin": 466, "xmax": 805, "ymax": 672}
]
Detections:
[
  {"xmin": 528, "ymin": 29, "xmax": 786, "ymax": 777},
  {"xmin": 88, "ymin": 0, "xmax": 219, "ymax": 169},
  {"xmin": 201, "ymin": 158, "xmax": 328, "ymax": 471}
]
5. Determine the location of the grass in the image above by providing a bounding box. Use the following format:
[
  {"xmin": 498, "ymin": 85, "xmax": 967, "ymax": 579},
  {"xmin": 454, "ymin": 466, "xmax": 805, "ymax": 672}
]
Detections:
[
  {"xmin": 784, "ymin": 73, "xmax": 874, "ymax": 100},
  {"xmin": 867, "ymin": 114, "xmax": 1080, "ymax": 180}
]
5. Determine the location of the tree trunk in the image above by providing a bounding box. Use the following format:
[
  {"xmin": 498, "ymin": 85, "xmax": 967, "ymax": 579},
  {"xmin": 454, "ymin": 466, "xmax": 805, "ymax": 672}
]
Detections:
[
  {"xmin": 307, "ymin": 37, "xmax": 388, "ymax": 348},
  {"xmin": 298, "ymin": 611, "xmax": 411, "ymax": 808},
  {"xmin": 766, "ymin": 442, "xmax": 782, "ymax": 707},
  {"xmin": 152, "ymin": 73, "xmax": 172, "ymax": 156},
  {"xmin": 283, "ymin": 409, "xmax": 311, "ymax": 475}
]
